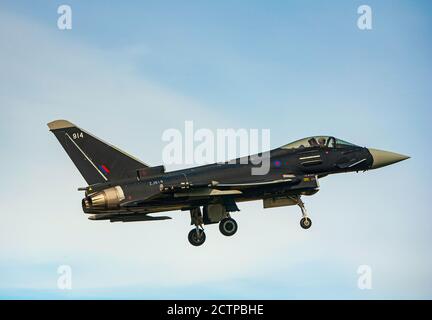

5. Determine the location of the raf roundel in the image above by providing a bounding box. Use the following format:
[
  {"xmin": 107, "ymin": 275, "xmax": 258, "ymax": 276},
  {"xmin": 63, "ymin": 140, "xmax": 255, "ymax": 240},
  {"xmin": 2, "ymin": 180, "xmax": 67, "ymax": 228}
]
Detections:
[{"xmin": 99, "ymin": 164, "xmax": 110, "ymax": 175}]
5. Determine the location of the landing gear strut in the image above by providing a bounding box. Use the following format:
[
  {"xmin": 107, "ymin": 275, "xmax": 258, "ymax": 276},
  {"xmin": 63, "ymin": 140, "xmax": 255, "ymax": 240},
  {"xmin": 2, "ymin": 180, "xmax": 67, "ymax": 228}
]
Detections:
[
  {"xmin": 292, "ymin": 196, "xmax": 312, "ymax": 229},
  {"xmin": 188, "ymin": 207, "xmax": 206, "ymax": 246}
]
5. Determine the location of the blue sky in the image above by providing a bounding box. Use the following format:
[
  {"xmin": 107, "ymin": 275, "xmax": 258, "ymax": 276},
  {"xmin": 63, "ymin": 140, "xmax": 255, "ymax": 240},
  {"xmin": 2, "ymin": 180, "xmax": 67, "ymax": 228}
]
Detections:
[{"xmin": 0, "ymin": 0, "xmax": 431, "ymax": 299}]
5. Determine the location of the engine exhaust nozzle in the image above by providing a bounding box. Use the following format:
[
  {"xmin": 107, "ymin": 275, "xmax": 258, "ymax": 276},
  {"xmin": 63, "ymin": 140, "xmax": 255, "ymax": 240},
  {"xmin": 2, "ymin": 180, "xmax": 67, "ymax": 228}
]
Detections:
[{"xmin": 82, "ymin": 186, "xmax": 125, "ymax": 213}]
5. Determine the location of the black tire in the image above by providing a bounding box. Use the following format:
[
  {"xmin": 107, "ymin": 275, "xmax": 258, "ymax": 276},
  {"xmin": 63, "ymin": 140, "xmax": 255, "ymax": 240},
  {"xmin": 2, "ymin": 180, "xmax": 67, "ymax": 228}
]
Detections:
[
  {"xmin": 300, "ymin": 217, "xmax": 312, "ymax": 229},
  {"xmin": 188, "ymin": 229, "xmax": 206, "ymax": 246},
  {"xmin": 219, "ymin": 218, "xmax": 238, "ymax": 236}
]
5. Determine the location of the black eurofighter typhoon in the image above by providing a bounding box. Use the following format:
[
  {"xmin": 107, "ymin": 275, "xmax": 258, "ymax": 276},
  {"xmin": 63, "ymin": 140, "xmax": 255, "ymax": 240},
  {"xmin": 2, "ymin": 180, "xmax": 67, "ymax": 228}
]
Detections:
[{"xmin": 48, "ymin": 120, "xmax": 409, "ymax": 246}]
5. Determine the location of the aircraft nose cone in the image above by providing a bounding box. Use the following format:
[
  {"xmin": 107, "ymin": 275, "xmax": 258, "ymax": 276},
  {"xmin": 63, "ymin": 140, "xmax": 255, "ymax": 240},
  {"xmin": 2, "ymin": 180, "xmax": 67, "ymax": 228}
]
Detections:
[{"xmin": 368, "ymin": 148, "xmax": 410, "ymax": 169}]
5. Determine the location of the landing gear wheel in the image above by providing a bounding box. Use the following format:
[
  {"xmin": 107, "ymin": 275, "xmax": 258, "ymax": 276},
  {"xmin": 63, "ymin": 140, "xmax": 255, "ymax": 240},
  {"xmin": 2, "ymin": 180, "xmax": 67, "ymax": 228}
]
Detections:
[
  {"xmin": 188, "ymin": 229, "xmax": 206, "ymax": 246},
  {"xmin": 300, "ymin": 217, "xmax": 312, "ymax": 229},
  {"xmin": 219, "ymin": 218, "xmax": 238, "ymax": 236}
]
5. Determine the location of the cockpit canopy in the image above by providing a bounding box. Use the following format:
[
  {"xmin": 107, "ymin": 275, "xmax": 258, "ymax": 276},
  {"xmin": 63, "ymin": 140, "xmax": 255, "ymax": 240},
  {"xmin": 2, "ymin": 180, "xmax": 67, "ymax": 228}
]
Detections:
[{"xmin": 282, "ymin": 136, "xmax": 359, "ymax": 150}]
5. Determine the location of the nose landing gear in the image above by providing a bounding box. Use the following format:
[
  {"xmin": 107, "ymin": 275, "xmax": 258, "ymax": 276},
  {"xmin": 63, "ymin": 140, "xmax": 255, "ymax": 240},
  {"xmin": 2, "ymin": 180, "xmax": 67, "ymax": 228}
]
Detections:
[
  {"xmin": 300, "ymin": 217, "xmax": 312, "ymax": 229},
  {"xmin": 290, "ymin": 196, "xmax": 312, "ymax": 229}
]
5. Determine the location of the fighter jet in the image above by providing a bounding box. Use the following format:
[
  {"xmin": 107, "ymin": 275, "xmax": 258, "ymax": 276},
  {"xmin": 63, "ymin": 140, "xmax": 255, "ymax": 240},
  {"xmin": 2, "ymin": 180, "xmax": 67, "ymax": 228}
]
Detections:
[{"xmin": 48, "ymin": 120, "xmax": 409, "ymax": 246}]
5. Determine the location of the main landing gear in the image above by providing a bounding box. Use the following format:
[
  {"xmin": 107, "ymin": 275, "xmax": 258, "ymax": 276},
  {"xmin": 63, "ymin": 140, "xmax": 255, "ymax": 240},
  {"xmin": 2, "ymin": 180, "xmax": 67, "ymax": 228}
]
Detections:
[
  {"xmin": 188, "ymin": 207, "xmax": 238, "ymax": 246},
  {"xmin": 219, "ymin": 216, "xmax": 238, "ymax": 236},
  {"xmin": 188, "ymin": 228, "xmax": 206, "ymax": 246},
  {"xmin": 189, "ymin": 207, "xmax": 206, "ymax": 246},
  {"xmin": 294, "ymin": 196, "xmax": 312, "ymax": 229}
]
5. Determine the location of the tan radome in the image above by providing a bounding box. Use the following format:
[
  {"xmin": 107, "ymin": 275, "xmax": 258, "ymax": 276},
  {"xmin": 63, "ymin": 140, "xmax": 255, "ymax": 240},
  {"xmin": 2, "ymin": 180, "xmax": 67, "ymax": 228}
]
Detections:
[{"xmin": 368, "ymin": 148, "xmax": 410, "ymax": 169}]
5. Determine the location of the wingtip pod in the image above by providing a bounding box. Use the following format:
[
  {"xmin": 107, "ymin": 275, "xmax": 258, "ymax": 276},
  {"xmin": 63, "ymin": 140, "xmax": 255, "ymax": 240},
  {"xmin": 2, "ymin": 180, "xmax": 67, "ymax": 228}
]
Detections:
[{"xmin": 47, "ymin": 119, "xmax": 75, "ymax": 131}]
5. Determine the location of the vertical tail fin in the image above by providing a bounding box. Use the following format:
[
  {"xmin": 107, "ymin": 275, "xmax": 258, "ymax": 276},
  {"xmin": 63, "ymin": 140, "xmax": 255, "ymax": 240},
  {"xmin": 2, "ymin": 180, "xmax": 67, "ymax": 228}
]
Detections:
[{"xmin": 48, "ymin": 120, "xmax": 148, "ymax": 185}]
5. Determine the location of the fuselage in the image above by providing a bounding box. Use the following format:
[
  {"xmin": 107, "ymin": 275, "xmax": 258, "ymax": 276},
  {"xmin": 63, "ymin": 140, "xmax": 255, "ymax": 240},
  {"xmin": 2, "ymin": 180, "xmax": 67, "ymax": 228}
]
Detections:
[
  {"xmin": 48, "ymin": 121, "xmax": 410, "ymax": 245},
  {"xmin": 82, "ymin": 140, "xmax": 375, "ymax": 215}
]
